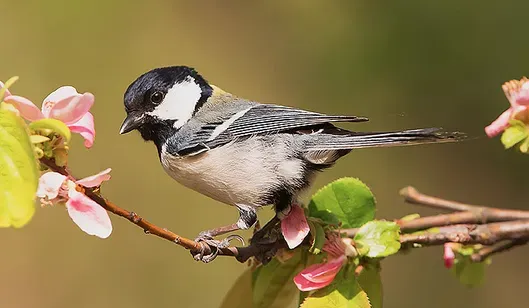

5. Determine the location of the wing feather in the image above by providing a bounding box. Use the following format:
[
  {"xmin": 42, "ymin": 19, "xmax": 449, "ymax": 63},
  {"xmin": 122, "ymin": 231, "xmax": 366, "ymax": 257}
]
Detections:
[
  {"xmin": 175, "ymin": 104, "xmax": 368, "ymax": 155},
  {"xmin": 207, "ymin": 104, "xmax": 367, "ymax": 146}
]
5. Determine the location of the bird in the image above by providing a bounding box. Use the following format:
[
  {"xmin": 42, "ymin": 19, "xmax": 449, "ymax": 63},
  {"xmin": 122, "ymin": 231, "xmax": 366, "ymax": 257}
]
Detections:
[{"xmin": 119, "ymin": 66, "xmax": 464, "ymax": 262}]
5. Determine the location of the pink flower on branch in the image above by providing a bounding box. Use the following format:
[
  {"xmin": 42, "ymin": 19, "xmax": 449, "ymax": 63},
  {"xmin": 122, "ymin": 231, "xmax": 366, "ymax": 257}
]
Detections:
[
  {"xmin": 443, "ymin": 243, "xmax": 456, "ymax": 269},
  {"xmin": 37, "ymin": 169, "xmax": 112, "ymax": 238},
  {"xmin": 294, "ymin": 255, "xmax": 346, "ymax": 291},
  {"xmin": 485, "ymin": 78, "xmax": 529, "ymax": 137},
  {"xmin": 293, "ymin": 234, "xmax": 348, "ymax": 291},
  {"xmin": 281, "ymin": 204, "xmax": 310, "ymax": 249},
  {"xmin": 3, "ymin": 85, "xmax": 96, "ymax": 147}
]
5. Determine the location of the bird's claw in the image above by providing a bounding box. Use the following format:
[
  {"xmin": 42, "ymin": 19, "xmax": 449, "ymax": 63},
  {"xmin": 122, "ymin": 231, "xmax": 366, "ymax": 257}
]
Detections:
[{"xmin": 191, "ymin": 234, "xmax": 245, "ymax": 263}]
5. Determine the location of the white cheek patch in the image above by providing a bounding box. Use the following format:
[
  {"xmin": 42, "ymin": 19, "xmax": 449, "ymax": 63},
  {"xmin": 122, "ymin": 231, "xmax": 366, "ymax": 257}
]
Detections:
[{"xmin": 147, "ymin": 76, "xmax": 202, "ymax": 128}]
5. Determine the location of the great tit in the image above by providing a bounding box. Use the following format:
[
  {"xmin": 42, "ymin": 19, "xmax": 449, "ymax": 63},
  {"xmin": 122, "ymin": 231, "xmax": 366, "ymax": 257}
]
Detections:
[{"xmin": 120, "ymin": 66, "xmax": 463, "ymax": 262}]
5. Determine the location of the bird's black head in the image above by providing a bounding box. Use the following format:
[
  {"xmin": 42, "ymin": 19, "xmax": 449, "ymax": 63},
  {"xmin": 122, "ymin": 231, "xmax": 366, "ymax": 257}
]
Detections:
[{"xmin": 119, "ymin": 66, "xmax": 213, "ymax": 148}]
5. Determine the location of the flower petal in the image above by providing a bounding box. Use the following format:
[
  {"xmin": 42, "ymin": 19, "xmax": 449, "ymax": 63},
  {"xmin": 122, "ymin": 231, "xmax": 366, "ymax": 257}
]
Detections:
[
  {"xmin": 0, "ymin": 81, "xmax": 11, "ymax": 98},
  {"xmin": 512, "ymin": 105, "xmax": 529, "ymax": 121},
  {"xmin": 43, "ymin": 86, "xmax": 78, "ymax": 105},
  {"xmin": 294, "ymin": 272, "xmax": 334, "ymax": 291},
  {"xmin": 485, "ymin": 108, "xmax": 513, "ymax": 138},
  {"xmin": 443, "ymin": 243, "xmax": 455, "ymax": 269},
  {"xmin": 4, "ymin": 95, "xmax": 45, "ymax": 121},
  {"xmin": 299, "ymin": 256, "xmax": 345, "ymax": 283},
  {"xmin": 48, "ymin": 91, "xmax": 94, "ymax": 125},
  {"xmin": 514, "ymin": 82, "xmax": 529, "ymax": 106},
  {"xmin": 36, "ymin": 172, "xmax": 67, "ymax": 199},
  {"xmin": 76, "ymin": 168, "xmax": 112, "ymax": 187},
  {"xmin": 68, "ymin": 112, "xmax": 95, "ymax": 148},
  {"xmin": 281, "ymin": 204, "xmax": 310, "ymax": 249},
  {"xmin": 66, "ymin": 189, "xmax": 112, "ymax": 238}
]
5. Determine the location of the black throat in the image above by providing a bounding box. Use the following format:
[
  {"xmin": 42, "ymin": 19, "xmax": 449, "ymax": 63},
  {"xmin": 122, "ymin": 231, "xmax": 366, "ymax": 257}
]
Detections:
[{"xmin": 137, "ymin": 119, "xmax": 177, "ymax": 155}]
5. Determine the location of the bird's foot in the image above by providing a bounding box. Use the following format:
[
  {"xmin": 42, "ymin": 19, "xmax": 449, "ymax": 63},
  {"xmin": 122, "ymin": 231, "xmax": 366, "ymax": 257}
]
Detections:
[{"xmin": 191, "ymin": 234, "xmax": 245, "ymax": 263}]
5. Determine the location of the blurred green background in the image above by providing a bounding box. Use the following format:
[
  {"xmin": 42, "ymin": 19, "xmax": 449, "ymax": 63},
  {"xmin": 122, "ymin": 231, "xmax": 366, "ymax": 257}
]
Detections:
[{"xmin": 2, "ymin": 1, "xmax": 529, "ymax": 307}]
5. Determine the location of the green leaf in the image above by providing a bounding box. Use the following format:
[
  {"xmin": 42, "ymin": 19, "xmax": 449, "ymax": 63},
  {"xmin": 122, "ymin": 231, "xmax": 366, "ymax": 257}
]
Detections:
[
  {"xmin": 452, "ymin": 258, "xmax": 486, "ymax": 287},
  {"xmin": 309, "ymin": 222, "xmax": 326, "ymax": 254},
  {"xmin": 501, "ymin": 120, "xmax": 528, "ymax": 149},
  {"xmin": 301, "ymin": 265, "xmax": 371, "ymax": 308},
  {"xmin": 252, "ymin": 252, "xmax": 303, "ymax": 308},
  {"xmin": 450, "ymin": 245, "xmax": 489, "ymax": 287},
  {"xmin": 308, "ymin": 210, "xmax": 341, "ymax": 227},
  {"xmin": 29, "ymin": 118, "xmax": 71, "ymax": 142},
  {"xmin": 0, "ymin": 110, "xmax": 39, "ymax": 227},
  {"xmin": 219, "ymin": 269, "xmax": 254, "ymax": 308},
  {"xmin": 0, "ymin": 110, "xmax": 36, "ymax": 160},
  {"xmin": 309, "ymin": 178, "xmax": 376, "ymax": 229},
  {"xmin": 0, "ymin": 76, "xmax": 19, "ymax": 101},
  {"xmin": 354, "ymin": 221, "xmax": 401, "ymax": 258},
  {"xmin": 358, "ymin": 264, "xmax": 383, "ymax": 308},
  {"xmin": 400, "ymin": 213, "xmax": 420, "ymax": 222}
]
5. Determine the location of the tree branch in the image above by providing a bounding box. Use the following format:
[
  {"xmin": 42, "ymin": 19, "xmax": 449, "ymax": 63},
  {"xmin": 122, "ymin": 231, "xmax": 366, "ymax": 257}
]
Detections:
[
  {"xmin": 39, "ymin": 157, "xmax": 235, "ymax": 257},
  {"xmin": 342, "ymin": 209, "xmax": 529, "ymax": 238},
  {"xmin": 399, "ymin": 186, "xmax": 529, "ymax": 220},
  {"xmin": 39, "ymin": 158, "xmax": 529, "ymax": 264},
  {"xmin": 399, "ymin": 186, "xmax": 479, "ymax": 212},
  {"xmin": 470, "ymin": 239, "xmax": 528, "ymax": 262},
  {"xmin": 399, "ymin": 220, "xmax": 529, "ymax": 246}
]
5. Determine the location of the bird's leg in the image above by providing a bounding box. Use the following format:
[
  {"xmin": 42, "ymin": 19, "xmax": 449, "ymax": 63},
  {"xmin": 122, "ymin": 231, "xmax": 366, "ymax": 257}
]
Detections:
[
  {"xmin": 191, "ymin": 204, "xmax": 257, "ymax": 263},
  {"xmin": 195, "ymin": 223, "xmax": 240, "ymax": 240}
]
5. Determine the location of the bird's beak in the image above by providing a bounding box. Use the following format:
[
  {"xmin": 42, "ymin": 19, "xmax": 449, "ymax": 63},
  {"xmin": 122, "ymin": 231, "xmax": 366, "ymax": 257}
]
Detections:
[{"xmin": 119, "ymin": 112, "xmax": 145, "ymax": 134}]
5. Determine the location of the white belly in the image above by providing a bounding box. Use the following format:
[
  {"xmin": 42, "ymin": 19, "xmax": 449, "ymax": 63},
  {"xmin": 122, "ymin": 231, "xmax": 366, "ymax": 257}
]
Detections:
[{"xmin": 160, "ymin": 138, "xmax": 304, "ymax": 207}]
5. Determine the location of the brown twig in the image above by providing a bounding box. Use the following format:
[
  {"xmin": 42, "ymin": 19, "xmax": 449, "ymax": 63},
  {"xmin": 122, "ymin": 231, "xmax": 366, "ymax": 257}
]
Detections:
[
  {"xmin": 399, "ymin": 220, "xmax": 529, "ymax": 246},
  {"xmin": 399, "ymin": 186, "xmax": 478, "ymax": 212},
  {"xmin": 470, "ymin": 239, "xmax": 529, "ymax": 262},
  {"xmin": 399, "ymin": 186, "xmax": 529, "ymax": 219}
]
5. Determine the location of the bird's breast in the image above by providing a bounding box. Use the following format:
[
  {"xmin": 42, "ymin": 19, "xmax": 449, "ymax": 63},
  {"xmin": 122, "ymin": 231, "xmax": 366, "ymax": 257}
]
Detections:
[{"xmin": 160, "ymin": 137, "xmax": 306, "ymax": 207}]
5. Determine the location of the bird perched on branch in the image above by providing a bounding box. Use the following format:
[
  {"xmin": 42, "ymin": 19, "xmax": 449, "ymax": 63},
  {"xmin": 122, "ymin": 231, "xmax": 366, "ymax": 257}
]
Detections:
[{"xmin": 119, "ymin": 66, "xmax": 464, "ymax": 262}]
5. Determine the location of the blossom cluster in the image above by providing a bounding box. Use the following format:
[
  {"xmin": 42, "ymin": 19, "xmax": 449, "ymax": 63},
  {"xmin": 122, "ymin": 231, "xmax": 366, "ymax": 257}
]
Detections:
[
  {"xmin": 485, "ymin": 77, "xmax": 529, "ymax": 152},
  {"xmin": 1, "ymin": 80, "xmax": 112, "ymax": 238}
]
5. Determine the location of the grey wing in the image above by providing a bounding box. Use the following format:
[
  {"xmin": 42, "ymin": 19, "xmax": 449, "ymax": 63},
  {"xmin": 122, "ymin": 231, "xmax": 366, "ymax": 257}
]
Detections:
[
  {"xmin": 205, "ymin": 104, "xmax": 367, "ymax": 147},
  {"xmin": 175, "ymin": 103, "xmax": 368, "ymax": 156}
]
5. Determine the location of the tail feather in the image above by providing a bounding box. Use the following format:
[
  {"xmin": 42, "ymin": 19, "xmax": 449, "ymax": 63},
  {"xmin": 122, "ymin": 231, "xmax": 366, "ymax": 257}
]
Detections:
[{"xmin": 306, "ymin": 128, "xmax": 466, "ymax": 151}]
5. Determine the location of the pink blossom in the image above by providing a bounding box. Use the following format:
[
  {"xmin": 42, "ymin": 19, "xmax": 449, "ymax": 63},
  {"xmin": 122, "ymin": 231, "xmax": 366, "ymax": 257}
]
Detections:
[
  {"xmin": 4, "ymin": 84, "xmax": 96, "ymax": 147},
  {"xmin": 443, "ymin": 243, "xmax": 456, "ymax": 269},
  {"xmin": 37, "ymin": 169, "xmax": 112, "ymax": 238},
  {"xmin": 36, "ymin": 172, "xmax": 67, "ymax": 200},
  {"xmin": 294, "ymin": 255, "xmax": 346, "ymax": 291},
  {"xmin": 293, "ymin": 234, "xmax": 347, "ymax": 291},
  {"xmin": 281, "ymin": 204, "xmax": 310, "ymax": 249},
  {"xmin": 485, "ymin": 78, "xmax": 529, "ymax": 137}
]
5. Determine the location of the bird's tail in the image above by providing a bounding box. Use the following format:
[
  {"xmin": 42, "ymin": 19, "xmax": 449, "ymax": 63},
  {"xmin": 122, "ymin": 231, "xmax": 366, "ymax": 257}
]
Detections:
[{"xmin": 307, "ymin": 128, "xmax": 467, "ymax": 150}]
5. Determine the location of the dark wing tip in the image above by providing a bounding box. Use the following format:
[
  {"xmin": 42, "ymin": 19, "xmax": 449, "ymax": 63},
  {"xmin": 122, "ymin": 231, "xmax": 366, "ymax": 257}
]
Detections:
[
  {"xmin": 429, "ymin": 128, "xmax": 468, "ymax": 142},
  {"xmin": 341, "ymin": 115, "xmax": 369, "ymax": 122}
]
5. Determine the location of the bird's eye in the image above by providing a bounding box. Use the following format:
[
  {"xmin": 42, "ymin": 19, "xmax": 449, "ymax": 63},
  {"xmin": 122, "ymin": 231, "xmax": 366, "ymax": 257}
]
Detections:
[{"xmin": 150, "ymin": 91, "xmax": 164, "ymax": 104}]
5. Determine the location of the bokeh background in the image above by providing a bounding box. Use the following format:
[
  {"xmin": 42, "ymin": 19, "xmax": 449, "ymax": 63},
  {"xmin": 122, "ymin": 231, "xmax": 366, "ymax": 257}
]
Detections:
[{"xmin": 2, "ymin": 1, "xmax": 529, "ymax": 307}]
